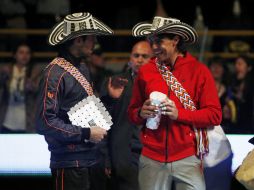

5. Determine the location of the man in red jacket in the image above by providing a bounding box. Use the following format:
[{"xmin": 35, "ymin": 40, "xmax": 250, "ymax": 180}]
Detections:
[{"xmin": 128, "ymin": 16, "xmax": 222, "ymax": 190}]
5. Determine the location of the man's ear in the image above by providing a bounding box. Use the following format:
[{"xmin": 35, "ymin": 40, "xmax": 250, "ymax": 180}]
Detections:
[
  {"xmin": 173, "ymin": 35, "xmax": 180, "ymax": 43},
  {"xmin": 172, "ymin": 35, "xmax": 180, "ymax": 47}
]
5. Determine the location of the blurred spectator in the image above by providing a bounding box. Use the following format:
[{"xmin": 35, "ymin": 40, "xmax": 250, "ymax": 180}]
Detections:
[
  {"xmin": 83, "ymin": 43, "xmax": 115, "ymax": 190},
  {"xmin": 0, "ymin": 42, "xmax": 41, "ymax": 133},
  {"xmin": 103, "ymin": 40, "xmax": 153, "ymax": 190},
  {"xmin": 205, "ymin": 56, "xmax": 234, "ymax": 190},
  {"xmin": 208, "ymin": 57, "xmax": 236, "ymax": 133},
  {"xmin": 87, "ymin": 43, "xmax": 114, "ymax": 95},
  {"xmin": 230, "ymin": 55, "xmax": 254, "ymax": 133}
]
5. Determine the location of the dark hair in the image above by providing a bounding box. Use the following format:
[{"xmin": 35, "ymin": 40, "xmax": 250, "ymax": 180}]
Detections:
[
  {"xmin": 56, "ymin": 35, "xmax": 88, "ymax": 53},
  {"xmin": 12, "ymin": 41, "xmax": 31, "ymax": 55},
  {"xmin": 130, "ymin": 37, "xmax": 147, "ymax": 51},
  {"xmin": 236, "ymin": 54, "xmax": 253, "ymax": 67},
  {"xmin": 208, "ymin": 56, "xmax": 225, "ymax": 67},
  {"xmin": 157, "ymin": 33, "xmax": 187, "ymax": 54},
  {"xmin": 209, "ymin": 56, "xmax": 231, "ymax": 86},
  {"xmin": 56, "ymin": 39, "xmax": 75, "ymax": 53},
  {"xmin": 12, "ymin": 42, "xmax": 34, "ymax": 78}
]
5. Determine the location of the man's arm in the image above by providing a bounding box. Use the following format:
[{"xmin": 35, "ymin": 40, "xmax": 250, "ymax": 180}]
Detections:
[
  {"xmin": 127, "ymin": 72, "xmax": 146, "ymax": 125},
  {"xmin": 35, "ymin": 66, "xmax": 90, "ymax": 143},
  {"xmin": 177, "ymin": 65, "xmax": 222, "ymax": 128}
]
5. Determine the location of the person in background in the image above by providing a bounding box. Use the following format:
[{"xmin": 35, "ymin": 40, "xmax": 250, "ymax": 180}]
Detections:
[
  {"xmin": 89, "ymin": 40, "xmax": 152, "ymax": 190},
  {"xmin": 35, "ymin": 12, "xmax": 113, "ymax": 190},
  {"xmin": 85, "ymin": 43, "xmax": 115, "ymax": 190},
  {"xmin": 0, "ymin": 42, "xmax": 40, "ymax": 133},
  {"xmin": 128, "ymin": 16, "xmax": 222, "ymax": 190},
  {"xmin": 231, "ymin": 54, "xmax": 254, "ymax": 134},
  {"xmin": 205, "ymin": 57, "xmax": 234, "ymax": 190},
  {"xmin": 208, "ymin": 56, "xmax": 236, "ymax": 133},
  {"xmin": 88, "ymin": 43, "xmax": 114, "ymax": 95},
  {"xmin": 105, "ymin": 40, "xmax": 153, "ymax": 190}
]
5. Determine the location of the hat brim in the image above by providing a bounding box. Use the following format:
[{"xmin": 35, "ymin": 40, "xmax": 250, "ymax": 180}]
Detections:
[
  {"xmin": 48, "ymin": 18, "xmax": 114, "ymax": 46},
  {"xmin": 132, "ymin": 22, "xmax": 198, "ymax": 44}
]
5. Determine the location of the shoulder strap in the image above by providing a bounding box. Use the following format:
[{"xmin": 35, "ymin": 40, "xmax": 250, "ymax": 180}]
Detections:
[
  {"xmin": 155, "ymin": 59, "xmax": 208, "ymax": 159},
  {"xmin": 156, "ymin": 62, "xmax": 196, "ymax": 111},
  {"xmin": 50, "ymin": 57, "xmax": 94, "ymax": 96}
]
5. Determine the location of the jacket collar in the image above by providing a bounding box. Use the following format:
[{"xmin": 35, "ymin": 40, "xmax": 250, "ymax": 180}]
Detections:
[
  {"xmin": 153, "ymin": 52, "xmax": 196, "ymax": 71},
  {"xmin": 173, "ymin": 52, "xmax": 195, "ymax": 70},
  {"xmin": 58, "ymin": 51, "xmax": 82, "ymax": 67}
]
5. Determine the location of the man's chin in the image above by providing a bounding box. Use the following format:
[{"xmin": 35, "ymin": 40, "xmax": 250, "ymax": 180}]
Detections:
[
  {"xmin": 156, "ymin": 55, "xmax": 165, "ymax": 62},
  {"xmin": 80, "ymin": 53, "xmax": 90, "ymax": 60}
]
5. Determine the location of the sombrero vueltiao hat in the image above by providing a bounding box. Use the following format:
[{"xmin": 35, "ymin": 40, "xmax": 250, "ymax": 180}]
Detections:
[
  {"xmin": 132, "ymin": 16, "xmax": 198, "ymax": 44},
  {"xmin": 48, "ymin": 12, "xmax": 114, "ymax": 46}
]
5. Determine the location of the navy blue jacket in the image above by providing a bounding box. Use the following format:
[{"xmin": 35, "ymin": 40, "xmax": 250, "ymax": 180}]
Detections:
[{"xmin": 35, "ymin": 53, "xmax": 101, "ymax": 169}]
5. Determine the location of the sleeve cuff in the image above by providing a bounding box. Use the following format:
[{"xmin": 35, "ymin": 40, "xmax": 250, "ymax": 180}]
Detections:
[
  {"xmin": 177, "ymin": 108, "xmax": 189, "ymax": 123},
  {"xmin": 81, "ymin": 128, "xmax": 91, "ymax": 142},
  {"xmin": 134, "ymin": 108, "xmax": 145, "ymax": 125}
]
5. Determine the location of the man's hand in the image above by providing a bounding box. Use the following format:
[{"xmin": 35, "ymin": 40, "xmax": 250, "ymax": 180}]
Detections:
[
  {"xmin": 108, "ymin": 77, "xmax": 128, "ymax": 99},
  {"xmin": 160, "ymin": 99, "xmax": 178, "ymax": 120},
  {"xmin": 105, "ymin": 167, "xmax": 111, "ymax": 178},
  {"xmin": 139, "ymin": 99, "xmax": 158, "ymax": 119},
  {"xmin": 90, "ymin": 127, "xmax": 107, "ymax": 143}
]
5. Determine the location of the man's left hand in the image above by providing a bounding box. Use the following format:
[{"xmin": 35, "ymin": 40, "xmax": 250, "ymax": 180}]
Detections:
[
  {"xmin": 105, "ymin": 167, "xmax": 111, "ymax": 178},
  {"xmin": 160, "ymin": 99, "xmax": 178, "ymax": 120},
  {"xmin": 108, "ymin": 77, "xmax": 128, "ymax": 99}
]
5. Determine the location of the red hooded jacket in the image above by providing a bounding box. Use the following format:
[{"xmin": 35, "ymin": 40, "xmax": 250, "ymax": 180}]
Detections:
[{"xmin": 127, "ymin": 53, "xmax": 222, "ymax": 162}]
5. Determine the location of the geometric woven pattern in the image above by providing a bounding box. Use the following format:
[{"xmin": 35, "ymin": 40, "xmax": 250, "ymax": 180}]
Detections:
[
  {"xmin": 50, "ymin": 57, "xmax": 94, "ymax": 96},
  {"xmin": 157, "ymin": 63, "xmax": 196, "ymax": 111},
  {"xmin": 132, "ymin": 16, "xmax": 198, "ymax": 44},
  {"xmin": 48, "ymin": 12, "xmax": 114, "ymax": 46}
]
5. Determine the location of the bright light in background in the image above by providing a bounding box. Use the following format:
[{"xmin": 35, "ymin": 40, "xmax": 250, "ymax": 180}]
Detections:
[
  {"xmin": 0, "ymin": 134, "xmax": 50, "ymax": 175},
  {"xmin": 0, "ymin": 134, "xmax": 253, "ymax": 175},
  {"xmin": 227, "ymin": 134, "xmax": 253, "ymax": 172}
]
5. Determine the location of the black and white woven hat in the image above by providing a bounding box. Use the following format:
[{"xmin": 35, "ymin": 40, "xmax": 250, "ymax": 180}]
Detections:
[
  {"xmin": 48, "ymin": 12, "xmax": 114, "ymax": 46},
  {"xmin": 132, "ymin": 16, "xmax": 198, "ymax": 44}
]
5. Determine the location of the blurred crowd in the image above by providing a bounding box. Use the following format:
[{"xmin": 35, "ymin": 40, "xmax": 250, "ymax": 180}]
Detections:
[
  {"xmin": 208, "ymin": 55, "xmax": 254, "ymax": 134},
  {"xmin": 0, "ymin": 41, "xmax": 253, "ymax": 134}
]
